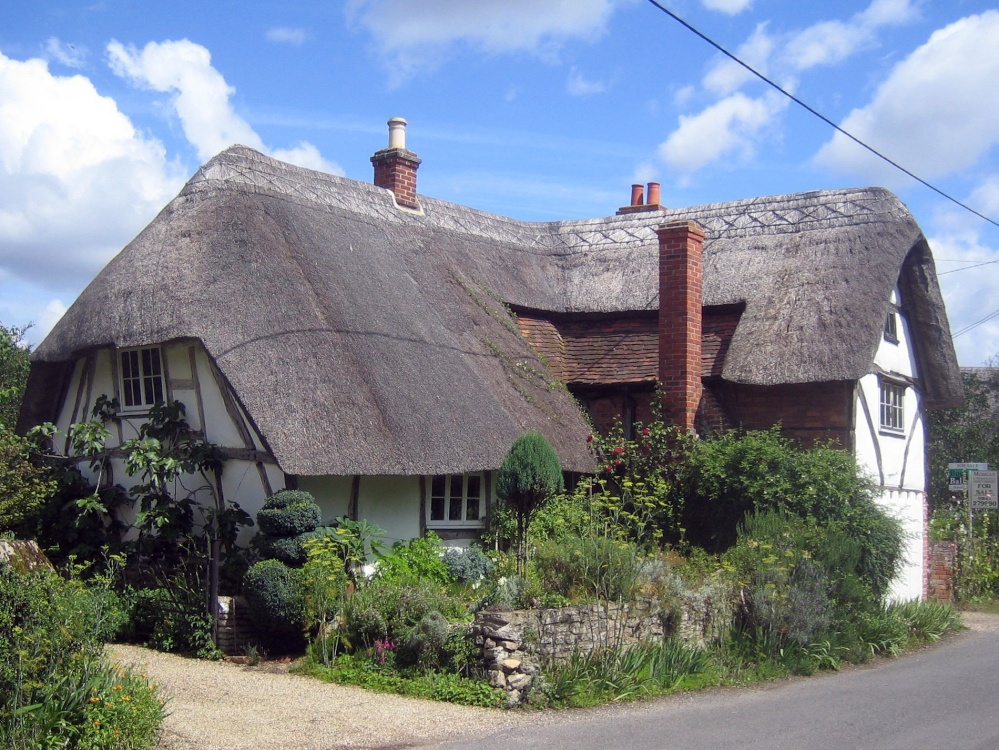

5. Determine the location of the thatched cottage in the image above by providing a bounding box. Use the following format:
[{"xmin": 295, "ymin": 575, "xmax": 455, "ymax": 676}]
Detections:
[{"xmin": 20, "ymin": 119, "xmax": 961, "ymax": 599}]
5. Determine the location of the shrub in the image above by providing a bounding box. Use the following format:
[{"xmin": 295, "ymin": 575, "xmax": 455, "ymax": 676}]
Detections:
[
  {"xmin": 377, "ymin": 532, "xmax": 454, "ymax": 586},
  {"xmin": 443, "ymin": 545, "xmax": 494, "ymax": 582},
  {"xmin": 262, "ymin": 489, "xmax": 317, "ymax": 510},
  {"xmin": 683, "ymin": 427, "xmax": 875, "ymax": 552},
  {"xmin": 256, "ymin": 501, "xmax": 322, "ymax": 537},
  {"xmin": 341, "ymin": 576, "xmax": 465, "ymax": 659},
  {"xmin": 256, "ymin": 529, "xmax": 326, "ymax": 566},
  {"xmin": 132, "ymin": 587, "xmax": 218, "ymax": 658},
  {"xmin": 242, "ymin": 559, "xmax": 305, "ymax": 639},
  {"xmin": 0, "ymin": 563, "xmax": 166, "ymax": 749},
  {"xmin": 533, "ymin": 535, "xmax": 643, "ymax": 603}
]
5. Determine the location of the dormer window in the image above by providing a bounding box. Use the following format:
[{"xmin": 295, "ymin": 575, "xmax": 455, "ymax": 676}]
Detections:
[
  {"xmin": 120, "ymin": 347, "xmax": 165, "ymax": 410},
  {"xmin": 883, "ymin": 312, "xmax": 898, "ymax": 343}
]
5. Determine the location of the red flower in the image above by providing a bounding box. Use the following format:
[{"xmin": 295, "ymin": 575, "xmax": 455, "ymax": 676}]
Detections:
[
  {"xmin": 613, "ymin": 446, "xmax": 623, "ymax": 455},
  {"xmin": 586, "ymin": 434, "xmax": 594, "ymax": 442},
  {"xmin": 642, "ymin": 428, "xmax": 650, "ymax": 436}
]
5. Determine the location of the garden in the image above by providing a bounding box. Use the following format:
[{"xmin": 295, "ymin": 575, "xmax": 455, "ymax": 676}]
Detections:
[{"xmin": 1, "ymin": 393, "xmax": 966, "ymax": 749}]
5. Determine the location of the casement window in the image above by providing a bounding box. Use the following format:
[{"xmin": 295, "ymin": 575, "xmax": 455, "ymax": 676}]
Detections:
[
  {"xmin": 879, "ymin": 379, "xmax": 905, "ymax": 433},
  {"xmin": 883, "ymin": 312, "xmax": 898, "ymax": 343},
  {"xmin": 119, "ymin": 347, "xmax": 165, "ymax": 410},
  {"xmin": 428, "ymin": 473, "xmax": 484, "ymax": 526}
]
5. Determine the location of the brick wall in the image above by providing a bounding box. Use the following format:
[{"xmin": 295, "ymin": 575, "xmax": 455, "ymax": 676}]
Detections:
[
  {"xmin": 714, "ymin": 380, "xmax": 854, "ymax": 447},
  {"xmin": 925, "ymin": 540, "xmax": 957, "ymax": 602}
]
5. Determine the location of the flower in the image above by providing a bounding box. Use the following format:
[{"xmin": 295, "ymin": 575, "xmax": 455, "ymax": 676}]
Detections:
[
  {"xmin": 642, "ymin": 428, "xmax": 650, "ymax": 436},
  {"xmin": 613, "ymin": 447, "xmax": 623, "ymax": 455},
  {"xmin": 586, "ymin": 434, "xmax": 594, "ymax": 442}
]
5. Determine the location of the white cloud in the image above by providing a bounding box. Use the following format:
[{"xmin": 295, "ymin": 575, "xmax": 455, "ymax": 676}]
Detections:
[
  {"xmin": 107, "ymin": 39, "xmax": 343, "ymax": 174},
  {"xmin": 701, "ymin": 0, "xmax": 753, "ymax": 15},
  {"xmin": 930, "ymin": 226, "xmax": 999, "ymax": 365},
  {"xmin": 266, "ymin": 27, "xmax": 307, "ymax": 46},
  {"xmin": 658, "ymin": 91, "xmax": 787, "ymax": 175},
  {"xmin": 813, "ymin": 11, "xmax": 999, "ymax": 184},
  {"xmin": 0, "ymin": 51, "xmax": 184, "ymax": 290},
  {"xmin": 703, "ymin": 23, "xmax": 773, "ymax": 96},
  {"xmin": 346, "ymin": 0, "xmax": 619, "ymax": 80},
  {"xmin": 44, "ymin": 37, "xmax": 87, "ymax": 69},
  {"xmin": 567, "ymin": 67, "xmax": 606, "ymax": 96}
]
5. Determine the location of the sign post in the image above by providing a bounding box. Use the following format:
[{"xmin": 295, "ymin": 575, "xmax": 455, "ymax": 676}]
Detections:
[{"xmin": 948, "ymin": 463, "xmax": 990, "ymax": 553}]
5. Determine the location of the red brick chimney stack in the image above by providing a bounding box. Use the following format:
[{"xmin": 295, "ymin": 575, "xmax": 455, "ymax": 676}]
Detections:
[
  {"xmin": 371, "ymin": 117, "xmax": 421, "ymax": 209},
  {"xmin": 657, "ymin": 220, "xmax": 704, "ymax": 432}
]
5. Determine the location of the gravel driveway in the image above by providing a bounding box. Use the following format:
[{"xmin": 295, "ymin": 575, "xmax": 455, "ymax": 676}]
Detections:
[
  {"xmin": 109, "ymin": 645, "xmax": 533, "ymax": 750},
  {"xmin": 110, "ymin": 612, "xmax": 994, "ymax": 750}
]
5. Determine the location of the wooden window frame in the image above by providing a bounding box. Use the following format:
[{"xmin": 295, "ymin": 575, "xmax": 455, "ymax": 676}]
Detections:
[
  {"xmin": 119, "ymin": 346, "xmax": 166, "ymax": 412},
  {"xmin": 427, "ymin": 473, "xmax": 485, "ymax": 527},
  {"xmin": 879, "ymin": 378, "xmax": 905, "ymax": 434}
]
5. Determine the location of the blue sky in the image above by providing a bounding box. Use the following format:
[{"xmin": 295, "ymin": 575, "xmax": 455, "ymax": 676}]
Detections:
[{"xmin": 2, "ymin": 0, "xmax": 998, "ymax": 365}]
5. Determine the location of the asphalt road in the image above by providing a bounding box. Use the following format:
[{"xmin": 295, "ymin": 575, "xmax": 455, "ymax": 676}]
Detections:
[{"xmin": 425, "ymin": 613, "xmax": 999, "ymax": 750}]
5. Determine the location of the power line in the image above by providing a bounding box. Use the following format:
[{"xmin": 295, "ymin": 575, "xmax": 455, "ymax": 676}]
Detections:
[
  {"xmin": 953, "ymin": 307, "xmax": 999, "ymax": 339},
  {"xmin": 642, "ymin": 0, "xmax": 999, "ymax": 231},
  {"xmin": 938, "ymin": 259, "xmax": 999, "ymax": 276}
]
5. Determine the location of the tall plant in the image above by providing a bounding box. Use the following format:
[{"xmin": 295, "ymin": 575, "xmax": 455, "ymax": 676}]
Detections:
[{"xmin": 496, "ymin": 432, "xmax": 564, "ymax": 575}]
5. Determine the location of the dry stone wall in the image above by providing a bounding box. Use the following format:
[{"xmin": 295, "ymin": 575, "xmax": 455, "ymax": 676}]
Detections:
[{"xmin": 472, "ymin": 589, "xmax": 732, "ymax": 706}]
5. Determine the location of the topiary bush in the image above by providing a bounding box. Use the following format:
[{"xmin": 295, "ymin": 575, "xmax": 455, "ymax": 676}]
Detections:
[
  {"xmin": 252, "ymin": 490, "xmax": 324, "ymax": 567},
  {"xmin": 256, "ymin": 497, "xmax": 322, "ymax": 537},
  {"xmin": 242, "ymin": 559, "xmax": 306, "ymax": 642}
]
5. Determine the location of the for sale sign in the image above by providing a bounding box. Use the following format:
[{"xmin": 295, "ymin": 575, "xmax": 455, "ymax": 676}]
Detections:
[
  {"xmin": 970, "ymin": 470, "xmax": 998, "ymax": 509},
  {"xmin": 948, "ymin": 462, "xmax": 989, "ymax": 492}
]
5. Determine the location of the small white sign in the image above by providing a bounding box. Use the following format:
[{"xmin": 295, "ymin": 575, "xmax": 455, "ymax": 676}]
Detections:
[{"xmin": 970, "ymin": 470, "xmax": 998, "ymax": 509}]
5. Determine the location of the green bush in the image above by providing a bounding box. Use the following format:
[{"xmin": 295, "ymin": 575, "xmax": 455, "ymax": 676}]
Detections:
[
  {"xmin": 0, "ymin": 564, "xmax": 165, "ymax": 749},
  {"xmin": 256, "ymin": 501, "xmax": 322, "ymax": 537},
  {"xmin": 683, "ymin": 428, "xmax": 876, "ymax": 552},
  {"xmin": 533, "ymin": 535, "xmax": 643, "ymax": 603},
  {"xmin": 443, "ymin": 545, "xmax": 495, "ymax": 582},
  {"xmin": 376, "ymin": 532, "xmax": 453, "ymax": 586},
  {"xmin": 131, "ymin": 587, "xmax": 218, "ymax": 658},
  {"xmin": 261, "ymin": 489, "xmax": 317, "ymax": 510},
  {"xmin": 256, "ymin": 529, "xmax": 326, "ymax": 566},
  {"xmin": 243, "ymin": 559, "xmax": 305, "ymax": 638},
  {"xmin": 341, "ymin": 576, "xmax": 465, "ymax": 660}
]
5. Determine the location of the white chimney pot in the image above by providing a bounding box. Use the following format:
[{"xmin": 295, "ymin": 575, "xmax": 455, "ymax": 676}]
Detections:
[{"xmin": 387, "ymin": 117, "xmax": 407, "ymax": 150}]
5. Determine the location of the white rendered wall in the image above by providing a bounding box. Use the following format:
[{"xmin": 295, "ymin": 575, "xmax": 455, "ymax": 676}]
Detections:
[
  {"xmin": 54, "ymin": 341, "xmax": 279, "ymax": 546},
  {"xmin": 358, "ymin": 475, "xmax": 422, "ymax": 546},
  {"xmin": 854, "ymin": 292, "xmax": 926, "ymax": 601}
]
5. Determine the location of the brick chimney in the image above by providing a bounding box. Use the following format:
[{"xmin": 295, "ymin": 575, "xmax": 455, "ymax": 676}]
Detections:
[
  {"xmin": 617, "ymin": 182, "xmax": 665, "ymax": 214},
  {"xmin": 657, "ymin": 220, "xmax": 704, "ymax": 431},
  {"xmin": 371, "ymin": 117, "xmax": 421, "ymax": 209}
]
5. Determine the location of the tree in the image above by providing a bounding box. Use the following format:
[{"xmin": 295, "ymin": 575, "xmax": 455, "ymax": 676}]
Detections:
[
  {"xmin": 0, "ymin": 425, "xmax": 56, "ymax": 534},
  {"xmin": 496, "ymin": 432, "xmax": 564, "ymax": 576},
  {"xmin": 926, "ymin": 368, "xmax": 999, "ymax": 512},
  {"xmin": 0, "ymin": 323, "xmax": 31, "ymax": 430}
]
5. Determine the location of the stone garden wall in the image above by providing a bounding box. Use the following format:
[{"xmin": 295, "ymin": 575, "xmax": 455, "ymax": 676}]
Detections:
[{"xmin": 471, "ymin": 585, "xmax": 733, "ymax": 705}]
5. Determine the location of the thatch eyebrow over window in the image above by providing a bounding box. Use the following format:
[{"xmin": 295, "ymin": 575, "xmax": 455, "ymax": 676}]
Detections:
[
  {"xmin": 429, "ymin": 473, "xmax": 484, "ymax": 526},
  {"xmin": 120, "ymin": 346, "xmax": 164, "ymax": 410},
  {"xmin": 879, "ymin": 378, "xmax": 905, "ymax": 433}
]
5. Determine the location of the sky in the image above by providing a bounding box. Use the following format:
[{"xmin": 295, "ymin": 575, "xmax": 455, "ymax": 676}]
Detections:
[{"xmin": 2, "ymin": 0, "xmax": 998, "ymax": 365}]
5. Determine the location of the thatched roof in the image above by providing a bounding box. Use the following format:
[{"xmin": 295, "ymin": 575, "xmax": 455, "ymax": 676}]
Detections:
[{"xmin": 28, "ymin": 146, "xmax": 962, "ymax": 476}]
